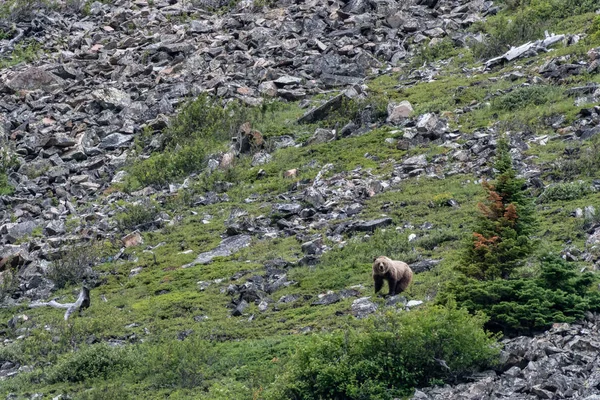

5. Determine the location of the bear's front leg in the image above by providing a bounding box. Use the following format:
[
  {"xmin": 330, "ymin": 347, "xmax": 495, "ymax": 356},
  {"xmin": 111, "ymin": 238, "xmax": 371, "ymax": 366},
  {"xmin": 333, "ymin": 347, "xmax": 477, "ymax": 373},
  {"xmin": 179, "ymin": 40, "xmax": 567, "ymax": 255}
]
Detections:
[
  {"xmin": 374, "ymin": 275, "xmax": 384, "ymax": 294},
  {"xmin": 387, "ymin": 278, "xmax": 397, "ymax": 297}
]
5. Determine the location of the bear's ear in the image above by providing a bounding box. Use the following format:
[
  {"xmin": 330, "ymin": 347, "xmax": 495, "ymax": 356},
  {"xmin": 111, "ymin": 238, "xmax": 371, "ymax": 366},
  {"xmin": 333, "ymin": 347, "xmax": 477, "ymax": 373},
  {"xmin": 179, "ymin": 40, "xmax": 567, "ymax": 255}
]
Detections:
[{"xmin": 373, "ymin": 256, "xmax": 378, "ymax": 262}]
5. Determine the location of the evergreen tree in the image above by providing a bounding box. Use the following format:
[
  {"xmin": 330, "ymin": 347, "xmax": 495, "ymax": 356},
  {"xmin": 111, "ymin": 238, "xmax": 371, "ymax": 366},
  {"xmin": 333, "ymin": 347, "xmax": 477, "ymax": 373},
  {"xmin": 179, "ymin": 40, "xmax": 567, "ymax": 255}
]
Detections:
[{"xmin": 458, "ymin": 137, "xmax": 535, "ymax": 280}]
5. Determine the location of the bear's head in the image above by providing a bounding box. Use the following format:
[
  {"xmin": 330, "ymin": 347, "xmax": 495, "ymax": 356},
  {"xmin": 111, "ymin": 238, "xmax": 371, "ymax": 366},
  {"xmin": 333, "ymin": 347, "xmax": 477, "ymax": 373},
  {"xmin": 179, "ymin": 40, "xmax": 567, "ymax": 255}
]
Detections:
[{"xmin": 373, "ymin": 256, "xmax": 389, "ymax": 274}]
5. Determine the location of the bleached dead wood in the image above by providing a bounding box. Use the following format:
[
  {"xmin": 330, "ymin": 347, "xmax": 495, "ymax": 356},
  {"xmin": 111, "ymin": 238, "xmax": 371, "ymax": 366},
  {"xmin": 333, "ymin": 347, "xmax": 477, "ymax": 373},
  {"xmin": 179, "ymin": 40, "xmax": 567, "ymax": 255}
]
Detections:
[
  {"xmin": 29, "ymin": 286, "xmax": 90, "ymax": 321},
  {"xmin": 485, "ymin": 33, "xmax": 566, "ymax": 69}
]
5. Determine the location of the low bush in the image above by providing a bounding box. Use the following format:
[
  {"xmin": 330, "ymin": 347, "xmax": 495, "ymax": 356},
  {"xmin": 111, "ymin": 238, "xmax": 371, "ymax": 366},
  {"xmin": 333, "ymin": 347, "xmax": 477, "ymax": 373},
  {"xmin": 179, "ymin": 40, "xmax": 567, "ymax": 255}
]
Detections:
[
  {"xmin": 265, "ymin": 303, "xmax": 500, "ymax": 400},
  {"xmin": 115, "ymin": 200, "xmax": 160, "ymax": 231},
  {"xmin": 46, "ymin": 344, "xmax": 133, "ymax": 384},
  {"xmin": 440, "ymin": 254, "xmax": 600, "ymax": 335},
  {"xmin": 492, "ymin": 86, "xmax": 562, "ymax": 113},
  {"xmin": 47, "ymin": 243, "xmax": 101, "ymax": 289},
  {"xmin": 471, "ymin": 0, "xmax": 598, "ymax": 59},
  {"xmin": 538, "ymin": 180, "xmax": 592, "ymax": 203},
  {"xmin": 127, "ymin": 94, "xmax": 256, "ymax": 188},
  {"xmin": 0, "ymin": 146, "xmax": 18, "ymax": 195},
  {"xmin": 413, "ymin": 38, "xmax": 463, "ymax": 65}
]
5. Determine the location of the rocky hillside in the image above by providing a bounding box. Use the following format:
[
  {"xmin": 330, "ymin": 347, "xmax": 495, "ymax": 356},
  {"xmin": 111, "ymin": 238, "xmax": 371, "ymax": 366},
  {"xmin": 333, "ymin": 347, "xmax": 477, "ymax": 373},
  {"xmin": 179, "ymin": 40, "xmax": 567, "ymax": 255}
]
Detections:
[{"xmin": 0, "ymin": 0, "xmax": 599, "ymax": 398}]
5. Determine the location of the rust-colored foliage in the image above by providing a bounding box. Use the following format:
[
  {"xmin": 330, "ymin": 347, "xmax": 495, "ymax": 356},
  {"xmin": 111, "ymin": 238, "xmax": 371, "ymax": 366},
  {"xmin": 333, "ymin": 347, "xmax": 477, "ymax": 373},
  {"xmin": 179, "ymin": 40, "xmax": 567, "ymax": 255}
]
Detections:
[
  {"xmin": 473, "ymin": 232, "xmax": 499, "ymax": 251},
  {"xmin": 504, "ymin": 203, "xmax": 518, "ymax": 225}
]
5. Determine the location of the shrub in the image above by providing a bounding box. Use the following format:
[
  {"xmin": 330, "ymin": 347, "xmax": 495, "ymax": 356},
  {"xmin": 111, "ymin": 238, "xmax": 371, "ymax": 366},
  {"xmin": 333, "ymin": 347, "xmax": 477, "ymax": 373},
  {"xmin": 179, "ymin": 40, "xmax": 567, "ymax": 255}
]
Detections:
[
  {"xmin": 440, "ymin": 254, "xmax": 600, "ymax": 335},
  {"xmin": 538, "ymin": 180, "xmax": 592, "ymax": 203},
  {"xmin": 492, "ymin": 86, "xmax": 561, "ymax": 113},
  {"xmin": 46, "ymin": 344, "xmax": 133, "ymax": 384},
  {"xmin": 0, "ymin": 146, "xmax": 18, "ymax": 195},
  {"xmin": 115, "ymin": 200, "xmax": 160, "ymax": 231},
  {"xmin": 414, "ymin": 38, "xmax": 462, "ymax": 65},
  {"xmin": 127, "ymin": 94, "xmax": 257, "ymax": 188},
  {"xmin": 470, "ymin": 0, "xmax": 598, "ymax": 60},
  {"xmin": 458, "ymin": 138, "xmax": 535, "ymax": 280},
  {"xmin": 138, "ymin": 337, "xmax": 216, "ymax": 389},
  {"xmin": 77, "ymin": 385, "xmax": 132, "ymax": 400},
  {"xmin": 265, "ymin": 303, "xmax": 500, "ymax": 400},
  {"xmin": 549, "ymin": 136, "xmax": 600, "ymax": 181},
  {"xmin": 47, "ymin": 242, "xmax": 101, "ymax": 289}
]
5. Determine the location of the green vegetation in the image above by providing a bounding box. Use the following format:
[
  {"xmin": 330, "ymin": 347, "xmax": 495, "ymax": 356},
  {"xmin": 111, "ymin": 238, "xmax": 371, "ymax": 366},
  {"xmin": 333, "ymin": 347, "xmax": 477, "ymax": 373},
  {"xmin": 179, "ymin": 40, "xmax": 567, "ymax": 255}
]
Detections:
[
  {"xmin": 458, "ymin": 138, "xmax": 535, "ymax": 280},
  {"xmin": 471, "ymin": 0, "xmax": 599, "ymax": 59},
  {"xmin": 265, "ymin": 303, "xmax": 499, "ymax": 400},
  {"xmin": 538, "ymin": 180, "xmax": 593, "ymax": 203},
  {"xmin": 0, "ymin": 147, "xmax": 17, "ymax": 195},
  {"xmin": 115, "ymin": 200, "xmax": 160, "ymax": 231},
  {"xmin": 441, "ymin": 254, "xmax": 600, "ymax": 335},
  {"xmin": 2, "ymin": 0, "xmax": 600, "ymax": 398}
]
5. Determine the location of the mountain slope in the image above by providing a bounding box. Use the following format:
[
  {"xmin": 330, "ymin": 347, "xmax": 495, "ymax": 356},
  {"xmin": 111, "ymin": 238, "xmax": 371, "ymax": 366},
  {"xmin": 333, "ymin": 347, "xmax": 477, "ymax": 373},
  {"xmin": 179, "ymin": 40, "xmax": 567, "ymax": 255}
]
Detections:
[{"xmin": 0, "ymin": 0, "xmax": 600, "ymax": 398}]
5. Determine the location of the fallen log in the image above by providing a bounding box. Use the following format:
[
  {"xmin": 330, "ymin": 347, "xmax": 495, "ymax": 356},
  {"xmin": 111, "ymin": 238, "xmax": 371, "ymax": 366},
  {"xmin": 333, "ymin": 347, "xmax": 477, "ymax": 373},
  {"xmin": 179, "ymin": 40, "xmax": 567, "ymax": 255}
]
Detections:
[{"xmin": 29, "ymin": 286, "xmax": 90, "ymax": 321}]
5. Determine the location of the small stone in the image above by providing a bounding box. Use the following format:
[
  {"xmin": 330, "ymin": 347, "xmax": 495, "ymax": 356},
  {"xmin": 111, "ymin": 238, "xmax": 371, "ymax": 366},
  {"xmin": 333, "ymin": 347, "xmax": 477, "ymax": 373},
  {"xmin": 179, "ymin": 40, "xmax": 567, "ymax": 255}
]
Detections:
[
  {"xmin": 122, "ymin": 231, "xmax": 144, "ymax": 248},
  {"xmin": 406, "ymin": 300, "xmax": 424, "ymax": 308},
  {"xmin": 387, "ymin": 101, "xmax": 414, "ymax": 124},
  {"xmin": 232, "ymin": 300, "xmax": 249, "ymax": 316}
]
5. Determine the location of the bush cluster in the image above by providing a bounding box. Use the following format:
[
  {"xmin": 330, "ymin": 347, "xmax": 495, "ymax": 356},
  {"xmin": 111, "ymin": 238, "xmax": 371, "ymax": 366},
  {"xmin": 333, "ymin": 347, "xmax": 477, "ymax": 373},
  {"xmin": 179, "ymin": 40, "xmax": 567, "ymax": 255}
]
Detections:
[
  {"xmin": 471, "ymin": 0, "xmax": 598, "ymax": 59},
  {"xmin": 47, "ymin": 243, "xmax": 100, "ymax": 289},
  {"xmin": 265, "ymin": 303, "xmax": 500, "ymax": 400},
  {"xmin": 538, "ymin": 180, "xmax": 592, "ymax": 203},
  {"xmin": 0, "ymin": 146, "xmax": 18, "ymax": 195},
  {"xmin": 46, "ymin": 344, "xmax": 134, "ymax": 384},
  {"xmin": 127, "ymin": 94, "xmax": 256, "ymax": 188},
  {"xmin": 492, "ymin": 86, "xmax": 562, "ymax": 113},
  {"xmin": 115, "ymin": 200, "xmax": 160, "ymax": 231},
  {"xmin": 441, "ymin": 255, "xmax": 600, "ymax": 335}
]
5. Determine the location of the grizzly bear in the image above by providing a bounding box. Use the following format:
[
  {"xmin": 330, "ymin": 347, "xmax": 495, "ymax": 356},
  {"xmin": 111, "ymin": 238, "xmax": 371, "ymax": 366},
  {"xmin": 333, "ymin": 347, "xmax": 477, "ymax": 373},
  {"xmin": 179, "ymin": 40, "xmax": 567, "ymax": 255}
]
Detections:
[{"xmin": 372, "ymin": 256, "xmax": 413, "ymax": 296}]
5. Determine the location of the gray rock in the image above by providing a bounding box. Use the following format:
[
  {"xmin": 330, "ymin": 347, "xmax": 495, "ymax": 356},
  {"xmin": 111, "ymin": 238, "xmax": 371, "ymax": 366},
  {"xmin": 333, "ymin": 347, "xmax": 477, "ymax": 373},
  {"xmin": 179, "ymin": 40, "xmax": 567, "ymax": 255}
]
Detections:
[
  {"xmin": 352, "ymin": 218, "xmax": 393, "ymax": 232},
  {"xmin": 92, "ymin": 88, "xmax": 132, "ymax": 110},
  {"xmin": 304, "ymin": 187, "xmax": 326, "ymax": 208},
  {"xmin": 410, "ymin": 259, "xmax": 441, "ymax": 274},
  {"xmin": 5, "ymin": 221, "xmax": 37, "ymax": 244},
  {"xmin": 312, "ymin": 293, "xmax": 340, "ymax": 306},
  {"xmin": 7, "ymin": 68, "xmax": 64, "ymax": 92},
  {"xmin": 44, "ymin": 221, "xmax": 65, "ymax": 236},
  {"xmin": 274, "ymin": 204, "xmax": 302, "ymax": 216},
  {"xmin": 402, "ymin": 154, "xmax": 428, "ymax": 170},
  {"xmin": 416, "ymin": 113, "xmax": 439, "ymax": 134},
  {"xmin": 352, "ymin": 297, "xmax": 378, "ymax": 318},
  {"xmin": 387, "ymin": 101, "xmax": 414, "ymax": 124},
  {"xmin": 99, "ymin": 133, "xmax": 134, "ymax": 150},
  {"xmin": 232, "ymin": 300, "xmax": 249, "ymax": 316},
  {"xmin": 184, "ymin": 235, "xmax": 252, "ymax": 267},
  {"xmin": 298, "ymin": 94, "xmax": 346, "ymax": 124},
  {"xmin": 406, "ymin": 300, "xmax": 424, "ymax": 308},
  {"xmin": 305, "ymin": 128, "xmax": 335, "ymax": 146}
]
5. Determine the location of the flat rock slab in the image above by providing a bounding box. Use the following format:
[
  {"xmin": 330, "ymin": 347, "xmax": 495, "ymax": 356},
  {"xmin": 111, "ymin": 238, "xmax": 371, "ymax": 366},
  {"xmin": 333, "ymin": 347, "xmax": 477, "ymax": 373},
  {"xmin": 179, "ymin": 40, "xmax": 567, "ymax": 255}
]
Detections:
[
  {"xmin": 298, "ymin": 94, "xmax": 346, "ymax": 124},
  {"xmin": 183, "ymin": 234, "xmax": 251, "ymax": 267},
  {"xmin": 7, "ymin": 67, "xmax": 64, "ymax": 92},
  {"xmin": 351, "ymin": 218, "xmax": 393, "ymax": 232}
]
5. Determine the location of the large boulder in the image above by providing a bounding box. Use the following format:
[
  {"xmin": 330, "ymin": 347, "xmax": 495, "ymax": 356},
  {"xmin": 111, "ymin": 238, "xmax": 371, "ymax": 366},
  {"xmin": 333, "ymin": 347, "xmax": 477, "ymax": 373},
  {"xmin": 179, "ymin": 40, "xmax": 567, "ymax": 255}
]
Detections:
[{"xmin": 6, "ymin": 68, "xmax": 64, "ymax": 92}]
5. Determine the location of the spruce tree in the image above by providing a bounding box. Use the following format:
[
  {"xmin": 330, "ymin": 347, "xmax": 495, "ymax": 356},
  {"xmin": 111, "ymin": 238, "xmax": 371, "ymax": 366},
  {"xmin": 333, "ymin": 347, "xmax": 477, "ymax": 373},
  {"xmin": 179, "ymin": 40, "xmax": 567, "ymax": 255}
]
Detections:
[{"xmin": 458, "ymin": 137, "xmax": 535, "ymax": 280}]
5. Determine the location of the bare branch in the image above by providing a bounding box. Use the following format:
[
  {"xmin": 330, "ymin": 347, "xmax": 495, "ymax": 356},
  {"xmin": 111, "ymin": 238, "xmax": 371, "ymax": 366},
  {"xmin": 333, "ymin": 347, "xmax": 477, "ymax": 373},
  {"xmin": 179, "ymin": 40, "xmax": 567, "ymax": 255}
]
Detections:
[{"xmin": 29, "ymin": 286, "xmax": 90, "ymax": 321}]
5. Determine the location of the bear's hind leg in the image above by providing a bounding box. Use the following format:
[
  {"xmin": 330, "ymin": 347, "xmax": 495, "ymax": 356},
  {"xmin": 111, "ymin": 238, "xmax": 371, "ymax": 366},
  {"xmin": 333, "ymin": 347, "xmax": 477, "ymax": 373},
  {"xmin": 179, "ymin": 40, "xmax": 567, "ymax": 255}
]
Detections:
[{"xmin": 396, "ymin": 277, "xmax": 411, "ymax": 294}]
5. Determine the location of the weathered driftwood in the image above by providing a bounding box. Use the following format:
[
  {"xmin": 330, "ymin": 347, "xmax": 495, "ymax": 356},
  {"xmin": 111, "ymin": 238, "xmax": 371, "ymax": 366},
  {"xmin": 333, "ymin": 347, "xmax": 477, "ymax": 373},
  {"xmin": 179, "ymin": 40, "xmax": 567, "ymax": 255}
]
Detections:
[{"xmin": 29, "ymin": 286, "xmax": 90, "ymax": 321}]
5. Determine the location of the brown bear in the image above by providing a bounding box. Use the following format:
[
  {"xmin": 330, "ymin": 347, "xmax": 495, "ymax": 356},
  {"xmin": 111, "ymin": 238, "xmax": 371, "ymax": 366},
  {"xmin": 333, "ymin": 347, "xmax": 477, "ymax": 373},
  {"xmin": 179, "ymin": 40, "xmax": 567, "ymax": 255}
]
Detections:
[{"xmin": 372, "ymin": 256, "xmax": 413, "ymax": 297}]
